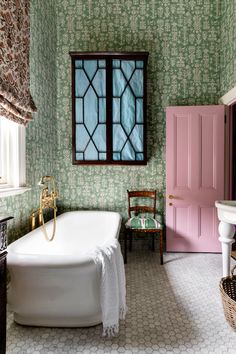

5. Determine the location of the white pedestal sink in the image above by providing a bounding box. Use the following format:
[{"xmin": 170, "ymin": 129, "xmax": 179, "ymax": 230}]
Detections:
[{"xmin": 215, "ymin": 201, "xmax": 236, "ymax": 276}]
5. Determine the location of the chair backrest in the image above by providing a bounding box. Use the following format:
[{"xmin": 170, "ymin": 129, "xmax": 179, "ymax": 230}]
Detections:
[{"xmin": 127, "ymin": 190, "xmax": 157, "ymax": 218}]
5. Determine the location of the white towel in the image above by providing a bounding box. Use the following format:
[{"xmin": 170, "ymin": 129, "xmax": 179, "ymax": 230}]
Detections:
[{"xmin": 92, "ymin": 238, "xmax": 127, "ymax": 337}]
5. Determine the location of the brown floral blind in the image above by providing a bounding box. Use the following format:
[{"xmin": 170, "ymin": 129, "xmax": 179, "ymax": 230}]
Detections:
[{"xmin": 0, "ymin": 0, "xmax": 36, "ymax": 125}]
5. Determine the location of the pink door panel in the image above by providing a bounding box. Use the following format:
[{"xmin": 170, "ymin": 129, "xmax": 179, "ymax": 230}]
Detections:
[{"xmin": 166, "ymin": 105, "xmax": 225, "ymax": 252}]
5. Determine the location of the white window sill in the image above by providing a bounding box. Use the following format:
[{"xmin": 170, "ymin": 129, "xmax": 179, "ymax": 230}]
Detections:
[{"xmin": 0, "ymin": 186, "xmax": 31, "ymax": 198}]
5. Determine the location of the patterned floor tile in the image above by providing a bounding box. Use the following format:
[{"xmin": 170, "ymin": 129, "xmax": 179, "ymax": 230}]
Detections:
[{"xmin": 6, "ymin": 248, "xmax": 236, "ymax": 353}]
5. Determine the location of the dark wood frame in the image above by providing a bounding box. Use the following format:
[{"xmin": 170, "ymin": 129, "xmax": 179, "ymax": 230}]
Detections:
[
  {"xmin": 0, "ymin": 251, "xmax": 7, "ymax": 354},
  {"xmin": 69, "ymin": 52, "xmax": 149, "ymax": 165},
  {"xmin": 124, "ymin": 190, "xmax": 163, "ymax": 265},
  {"xmin": 0, "ymin": 216, "xmax": 13, "ymax": 354}
]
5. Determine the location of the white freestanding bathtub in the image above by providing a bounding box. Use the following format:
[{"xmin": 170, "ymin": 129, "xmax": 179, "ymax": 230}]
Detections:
[{"xmin": 7, "ymin": 211, "xmax": 122, "ymax": 327}]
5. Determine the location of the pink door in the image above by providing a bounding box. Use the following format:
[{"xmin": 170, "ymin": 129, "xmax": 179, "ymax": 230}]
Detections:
[{"xmin": 166, "ymin": 105, "xmax": 225, "ymax": 252}]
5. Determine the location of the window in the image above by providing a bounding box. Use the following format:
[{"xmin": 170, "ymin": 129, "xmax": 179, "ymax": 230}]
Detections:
[
  {"xmin": 0, "ymin": 117, "xmax": 27, "ymax": 194},
  {"xmin": 70, "ymin": 52, "xmax": 149, "ymax": 165}
]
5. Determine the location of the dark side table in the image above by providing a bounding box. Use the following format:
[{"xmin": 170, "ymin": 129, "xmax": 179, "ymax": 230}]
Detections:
[{"xmin": 0, "ymin": 216, "xmax": 13, "ymax": 354}]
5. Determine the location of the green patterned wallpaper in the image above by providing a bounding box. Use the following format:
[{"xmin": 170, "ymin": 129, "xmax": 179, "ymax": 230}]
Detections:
[
  {"xmin": 0, "ymin": 0, "xmax": 57, "ymax": 242},
  {"xmin": 55, "ymin": 0, "xmax": 220, "ymax": 220},
  {"xmin": 219, "ymin": 0, "xmax": 236, "ymax": 96},
  {"xmin": 2, "ymin": 0, "xmax": 236, "ymax": 241}
]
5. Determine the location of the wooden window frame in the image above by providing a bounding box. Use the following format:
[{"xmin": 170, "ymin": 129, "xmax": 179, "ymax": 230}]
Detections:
[
  {"xmin": 70, "ymin": 52, "xmax": 149, "ymax": 165},
  {"xmin": 0, "ymin": 117, "xmax": 26, "ymax": 188}
]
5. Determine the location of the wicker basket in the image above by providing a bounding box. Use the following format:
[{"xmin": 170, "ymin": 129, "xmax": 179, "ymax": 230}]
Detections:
[{"xmin": 220, "ymin": 265, "xmax": 236, "ymax": 330}]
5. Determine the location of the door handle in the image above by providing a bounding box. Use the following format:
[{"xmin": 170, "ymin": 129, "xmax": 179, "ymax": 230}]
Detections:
[{"xmin": 168, "ymin": 195, "xmax": 175, "ymax": 199}]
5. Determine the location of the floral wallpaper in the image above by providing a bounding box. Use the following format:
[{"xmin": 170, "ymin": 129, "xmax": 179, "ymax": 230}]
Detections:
[
  {"xmin": 0, "ymin": 0, "xmax": 57, "ymax": 242},
  {"xmin": 55, "ymin": 0, "xmax": 220, "ymax": 221},
  {"xmin": 219, "ymin": 0, "xmax": 236, "ymax": 96},
  {"xmin": 2, "ymin": 0, "xmax": 236, "ymax": 242}
]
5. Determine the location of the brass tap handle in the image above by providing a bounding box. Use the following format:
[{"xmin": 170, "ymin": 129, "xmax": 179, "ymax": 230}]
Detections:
[
  {"xmin": 31, "ymin": 212, "xmax": 36, "ymax": 230},
  {"xmin": 39, "ymin": 211, "xmax": 43, "ymax": 225}
]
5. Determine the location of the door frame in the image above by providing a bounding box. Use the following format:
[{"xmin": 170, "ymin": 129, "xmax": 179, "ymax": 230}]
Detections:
[{"xmin": 220, "ymin": 86, "xmax": 236, "ymax": 200}]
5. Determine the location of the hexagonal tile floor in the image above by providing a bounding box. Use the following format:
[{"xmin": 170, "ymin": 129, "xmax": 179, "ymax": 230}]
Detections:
[{"xmin": 6, "ymin": 246, "xmax": 236, "ymax": 353}]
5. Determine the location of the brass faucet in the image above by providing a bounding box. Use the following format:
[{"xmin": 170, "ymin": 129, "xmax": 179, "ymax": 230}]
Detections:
[
  {"xmin": 38, "ymin": 176, "xmax": 58, "ymax": 209},
  {"xmin": 31, "ymin": 176, "xmax": 58, "ymax": 241},
  {"xmin": 31, "ymin": 208, "xmax": 44, "ymax": 230}
]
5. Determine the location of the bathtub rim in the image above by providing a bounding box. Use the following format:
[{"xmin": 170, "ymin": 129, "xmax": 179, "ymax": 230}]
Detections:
[{"xmin": 7, "ymin": 210, "xmax": 122, "ymax": 267}]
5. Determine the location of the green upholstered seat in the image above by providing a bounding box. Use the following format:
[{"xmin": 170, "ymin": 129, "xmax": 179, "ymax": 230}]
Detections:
[{"xmin": 125, "ymin": 215, "xmax": 163, "ymax": 230}]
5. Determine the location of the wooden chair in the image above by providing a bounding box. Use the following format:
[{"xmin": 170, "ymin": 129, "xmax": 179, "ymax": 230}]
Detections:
[{"xmin": 124, "ymin": 190, "xmax": 163, "ymax": 265}]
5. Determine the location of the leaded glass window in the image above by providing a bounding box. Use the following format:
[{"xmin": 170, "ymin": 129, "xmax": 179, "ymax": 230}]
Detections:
[{"xmin": 70, "ymin": 52, "xmax": 148, "ymax": 165}]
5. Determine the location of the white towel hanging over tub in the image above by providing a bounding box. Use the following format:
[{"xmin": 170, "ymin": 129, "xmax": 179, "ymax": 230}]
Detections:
[{"xmin": 92, "ymin": 238, "xmax": 127, "ymax": 337}]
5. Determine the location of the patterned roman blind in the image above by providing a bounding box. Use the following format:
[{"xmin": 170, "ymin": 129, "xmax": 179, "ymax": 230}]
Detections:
[{"xmin": 0, "ymin": 0, "xmax": 36, "ymax": 125}]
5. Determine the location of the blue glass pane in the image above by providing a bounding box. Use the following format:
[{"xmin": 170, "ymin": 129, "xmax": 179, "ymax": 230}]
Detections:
[
  {"xmin": 75, "ymin": 69, "xmax": 89, "ymax": 97},
  {"xmin": 129, "ymin": 125, "xmax": 143, "ymax": 152},
  {"xmin": 121, "ymin": 86, "xmax": 135, "ymax": 135},
  {"xmin": 76, "ymin": 125, "xmax": 90, "ymax": 151},
  {"xmin": 136, "ymin": 98, "xmax": 143, "ymax": 123},
  {"xmin": 76, "ymin": 152, "xmax": 84, "ymax": 160},
  {"xmin": 113, "ymin": 98, "xmax": 120, "ymax": 123},
  {"xmin": 113, "ymin": 152, "xmax": 121, "ymax": 160},
  {"xmin": 93, "ymin": 69, "xmax": 106, "ymax": 96},
  {"xmin": 136, "ymin": 61, "xmax": 144, "ymax": 68},
  {"xmin": 75, "ymin": 60, "xmax": 83, "ymax": 68},
  {"xmin": 98, "ymin": 60, "xmax": 106, "ymax": 68},
  {"xmin": 84, "ymin": 141, "xmax": 98, "ymax": 160},
  {"xmin": 99, "ymin": 98, "xmax": 106, "ymax": 123},
  {"xmin": 121, "ymin": 141, "xmax": 135, "ymax": 160},
  {"xmin": 84, "ymin": 60, "xmax": 97, "ymax": 80},
  {"xmin": 130, "ymin": 69, "xmax": 143, "ymax": 97},
  {"xmin": 113, "ymin": 69, "xmax": 126, "ymax": 96},
  {"xmin": 113, "ymin": 124, "xmax": 127, "ymax": 151},
  {"xmin": 113, "ymin": 60, "xmax": 120, "ymax": 68},
  {"xmin": 121, "ymin": 60, "xmax": 135, "ymax": 80},
  {"xmin": 99, "ymin": 153, "xmax": 106, "ymax": 160},
  {"xmin": 75, "ymin": 98, "xmax": 83, "ymax": 123},
  {"xmin": 136, "ymin": 153, "xmax": 144, "ymax": 160},
  {"xmin": 84, "ymin": 87, "xmax": 98, "ymax": 134},
  {"xmin": 74, "ymin": 59, "xmax": 110, "ymax": 161},
  {"xmin": 93, "ymin": 124, "xmax": 106, "ymax": 151}
]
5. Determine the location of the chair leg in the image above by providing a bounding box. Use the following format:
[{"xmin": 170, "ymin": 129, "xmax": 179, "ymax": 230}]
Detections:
[
  {"xmin": 129, "ymin": 231, "xmax": 133, "ymax": 252},
  {"xmin": 159, "ymin": 230, "xmax": 163, "ymax": 265},
  {"xmin": 152, "ymin": 233, "xmax": 155, "ymax": 252},
  {"xmin": 124, "ymin": 230, "xmax": 127, "ymax": 264}
]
